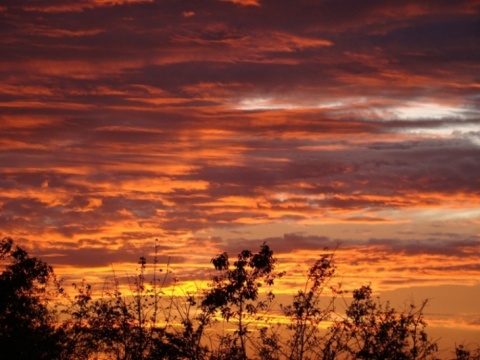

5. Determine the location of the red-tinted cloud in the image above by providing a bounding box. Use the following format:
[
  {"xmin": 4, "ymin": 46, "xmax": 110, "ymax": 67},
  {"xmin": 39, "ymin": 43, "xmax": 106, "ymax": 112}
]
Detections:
[{"xmin": 1, "ymin": 0, "xmax": 479, "ymax": 344}]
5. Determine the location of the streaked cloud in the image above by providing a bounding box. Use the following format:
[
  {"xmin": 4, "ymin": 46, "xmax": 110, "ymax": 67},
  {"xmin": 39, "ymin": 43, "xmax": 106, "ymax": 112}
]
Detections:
[{"xmin": 1, "ymin": 0, "xmax": 479, "ymax": 350}]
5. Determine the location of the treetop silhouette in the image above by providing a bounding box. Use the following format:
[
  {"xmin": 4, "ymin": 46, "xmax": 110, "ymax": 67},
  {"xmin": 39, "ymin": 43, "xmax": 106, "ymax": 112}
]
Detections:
[{"xmin": 1, "ymin": 237, "xmax": 478, "ymax": 360}]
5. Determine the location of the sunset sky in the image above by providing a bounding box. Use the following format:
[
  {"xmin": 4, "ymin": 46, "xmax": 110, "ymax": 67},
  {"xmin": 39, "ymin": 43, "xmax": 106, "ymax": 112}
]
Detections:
[{"xmin": 1, "ymin": 0, "xmax": 479, "ymax": 354}]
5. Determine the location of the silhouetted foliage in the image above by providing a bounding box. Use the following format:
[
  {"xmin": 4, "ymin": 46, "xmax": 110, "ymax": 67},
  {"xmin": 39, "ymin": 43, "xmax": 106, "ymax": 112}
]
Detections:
[
  {"xmin": 63, "ymin": 280, "xmax": 144, "ymax": 360},
  {"xmin": 61, "ymin": 242, "xmax": 175, "ymax": 360},
  {"xmin": 325, "ymin": 285, "xmax": 439, "ymax": 360},
  {"xmin": 0, "ymin": 237, "xmax": 64, "ymax": 360},
  {"xmin": 280, "ymin": 251, "xmax": 339, "ymax": 360},
  {"xmin": 1, "ymin": 237, "xmax": 476, "ymax": 360},
  {"xmin": 202, "ymin": 243, "xmax": 282, "ymax": 359},
  {"xmin": 455, "ymin": 344, "xmax": 480, "ymax": 360}
]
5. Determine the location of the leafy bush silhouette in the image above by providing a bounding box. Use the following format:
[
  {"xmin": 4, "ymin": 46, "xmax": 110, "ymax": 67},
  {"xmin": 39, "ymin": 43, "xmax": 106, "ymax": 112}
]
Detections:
[
  {"xmin": 0, "ymin": 237, "xmax": 65, "ymax": 360},
  {"xmin": 455, "ymin": 344, "xmax": 480, "ymax": 360},
  {"xmin": 324, "ymin": 285, "xmax": 438, "ymax": 360},
  {"xmin": 202, "ymin": 243, "xmax": 283, "ymax": 360}
]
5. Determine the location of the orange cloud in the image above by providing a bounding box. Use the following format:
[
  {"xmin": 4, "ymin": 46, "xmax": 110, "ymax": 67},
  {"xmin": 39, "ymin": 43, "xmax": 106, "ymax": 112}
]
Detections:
[
  {"xmin": 1, "ymin": 1, "xmax": 479, "ymax": 349},
  {"xmin": 220, "ymin": 0, "xmax": 261, "ymax": 6}
]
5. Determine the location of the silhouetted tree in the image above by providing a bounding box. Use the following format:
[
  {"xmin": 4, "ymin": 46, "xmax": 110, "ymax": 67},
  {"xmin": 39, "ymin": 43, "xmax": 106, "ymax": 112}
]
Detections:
[
  {"xmin": 202, "ymin": 243, "xmax": 282, "ymax": 360},
  {"xmin": 0, "ymin": 237, "xmax": 64, "ymax": 360},
  {"xmin": 5, "ymin": 237, "xmax": 473, "ymax": 360},
  {"xmin": 62, "ymin": 254, "xmax": 167, "ymax": 360},
  {"xmin": 146, "ymin": 290, "xmax": 212, "ymax": 360},
  {"xmin": 326, "ymin": 285, "xmax": 439, "ymax": 360},
  {"xmin": 281, "ymin": 251, "xmax": 340, "ymax": 360},
  {"xmin": 62, "ymin": 243, "xmax": 212, "ymax": 360},
  {"xmin": 455, "ymin": 344, "xmax": 480, "ymax": 360},
  {"xmin": 63, "ymin": 280, "xmax": 144, "ymax": 360}
]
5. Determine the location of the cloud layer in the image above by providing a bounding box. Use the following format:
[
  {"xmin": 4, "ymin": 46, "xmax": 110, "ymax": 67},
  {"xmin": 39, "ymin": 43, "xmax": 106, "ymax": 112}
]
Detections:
[{"xmin": 1, "ymin": 0, "xmax": 479, "ymax": 347}]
